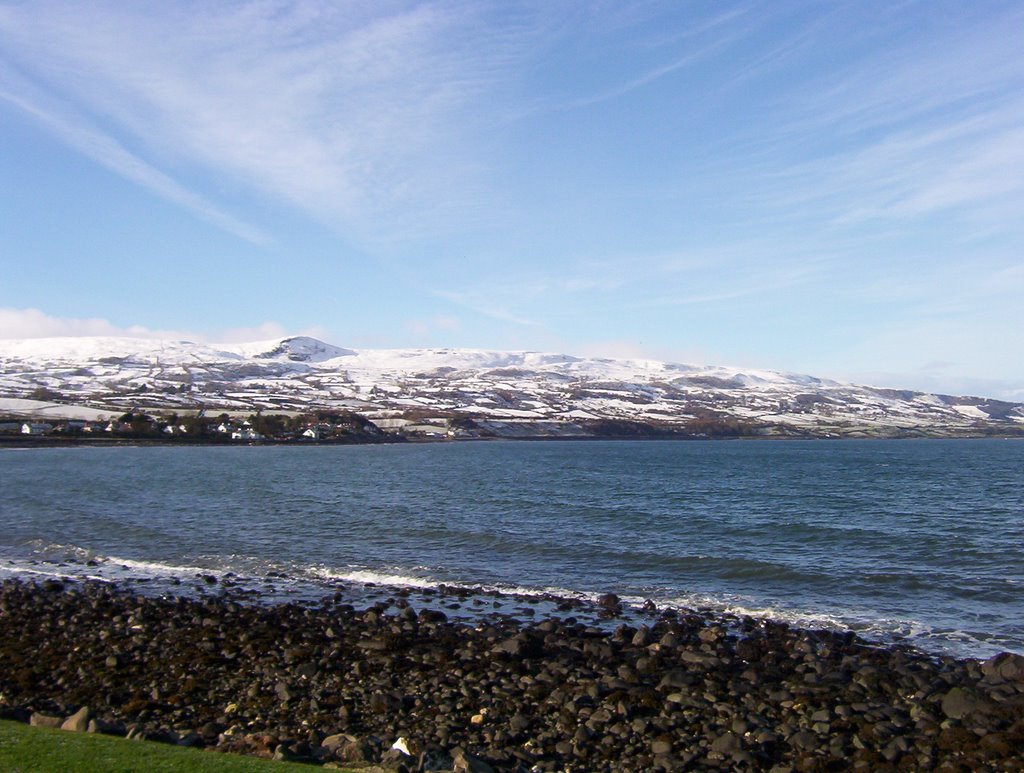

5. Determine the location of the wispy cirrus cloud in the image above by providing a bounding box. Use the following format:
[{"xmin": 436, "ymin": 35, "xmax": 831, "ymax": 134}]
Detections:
[
  {"xmin": 726, "ymin": 4, "xmax": 1024, "ymax": 229},
  {"xmin": 0, "ymin": 69, "xmax": 271, "ymax": 244},
  {"xmin": 430, "ymin": 289, "xmax": 540, "ymax": 328},
  {"xmin": 0, "ymin": 1, "xmax": 542, "ymax": 244},
  {"xmin": 755, "ymin": 100, "xmax": 1024, "ymax": 228},
  {"xmin": 563, "ymin": 24, "xmax": 751, "ymax": 110},
  {"xmin": 427, "ymin": 238, "xmax": 822, "ymax": 328}
]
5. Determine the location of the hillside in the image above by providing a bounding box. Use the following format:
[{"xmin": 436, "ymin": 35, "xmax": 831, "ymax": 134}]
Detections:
[{"xmin": 1, "ymin": 335, "xmax": 1022, "ymax": 438}]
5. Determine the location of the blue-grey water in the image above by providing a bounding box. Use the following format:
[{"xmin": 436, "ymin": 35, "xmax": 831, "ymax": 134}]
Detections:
[{"xmin": 1, "ymin": 439, "xmax": 1022, "ymax": 658}]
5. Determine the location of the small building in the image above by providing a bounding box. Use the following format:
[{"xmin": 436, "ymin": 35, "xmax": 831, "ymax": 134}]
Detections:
[
  {"xmin": 21, "ymin": 422, "xmax": 54, "ymax": 435},
  {"xmin": 231, "ymin": 428, "xmax": 263, "ymax": 441}
]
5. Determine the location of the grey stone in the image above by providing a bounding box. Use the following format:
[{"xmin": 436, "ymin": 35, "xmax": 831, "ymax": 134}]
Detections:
[
  {"xmin": 982, "ymin": 652, "xmax": 1024, "ymax": 683},
  {"xmin": 321, "ymin": 733, "xmax": 357, "ymax": 752},
  {"xmin": 680, "ymin": 651, "xmax": 720, "ymax": 667},
  {"xmin": 710, "ymin": 731, "xmax": 741, "ymax": 754},
  {"xmin": 631, "ymin": 625, "xmax": 652, "ymax": 646},
  {"xmin": 941, "ymin": 687, "xmax": 994, "ymax": 720},
  {"xmin": 658, "ymin": 669, "xmax": 691, "ymax": 689},
  {"xmin": 789, "ymin": 730, "xmax": 820, "ymax": 751},
  {"xmin": 509, "ymin": 713, "xmax": 532, "ymax": 733},
  {"xmin": 61, "ymin": 706, "xmax": 91, "ymax": 732},
  {"xmin": 651, "ymin": 739, "xmax": 672, "ymax": 755},
  {"xmin": 491, "ymin": 634, "xmax": 538, "ymax": 658},
  {"xmin": 338, "ymin": 738, "xmax": 375, "ymax": 763},
  {"xmin": 29, "ymin": 712, "xmax": 63, "ymax": 729}
]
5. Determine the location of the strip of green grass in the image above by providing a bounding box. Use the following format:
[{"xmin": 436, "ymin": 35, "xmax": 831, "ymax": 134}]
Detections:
[{"xmin": 0, "ymin": 720, "xmax": 346, "ymax": 773}]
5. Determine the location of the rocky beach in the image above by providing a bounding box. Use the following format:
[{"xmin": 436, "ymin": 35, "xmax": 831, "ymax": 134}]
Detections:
[{"xmin": 1, "ymin": 578, "xmax": 1022, "ymax": 772}]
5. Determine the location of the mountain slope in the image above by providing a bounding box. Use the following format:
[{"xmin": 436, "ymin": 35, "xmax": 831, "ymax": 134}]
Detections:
[{"xmin": 1, "ymin": 335, "xmax": 1021, "ymax": 438}]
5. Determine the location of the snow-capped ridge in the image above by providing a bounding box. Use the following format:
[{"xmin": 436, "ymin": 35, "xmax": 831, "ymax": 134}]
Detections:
[{"xmin": 0, "ymin": 335, "xmax": 1021, "ymax": 437}]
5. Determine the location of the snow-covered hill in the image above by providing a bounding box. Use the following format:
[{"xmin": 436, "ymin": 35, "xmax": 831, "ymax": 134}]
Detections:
[{"xmin": 1, "ymin": 335, "xmax": 1021, "ymax": 438}]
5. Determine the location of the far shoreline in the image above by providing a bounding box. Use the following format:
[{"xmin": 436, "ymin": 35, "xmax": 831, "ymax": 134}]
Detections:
[{"xmin": 2, "ymin": 432, "xmax": 1022, "ymax": 450}]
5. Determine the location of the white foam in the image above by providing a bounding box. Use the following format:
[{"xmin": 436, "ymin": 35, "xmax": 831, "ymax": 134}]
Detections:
[
  {"xmin": 310, "ymin": 567, "xmax": 440, "ymax": 590},
  {"xmin": 0, "ymin": 561, "xmax": 108, "ymax": 583},
  {"xmin": 308, "ymin": 565, "xmax": 604, "ymax": 604},
  {"xmin": 3, "ymin": 543, "xmax": 1017, "ymax": 658},
  {"xmin": 101, "ymin": 555, "xmax": 219, "ymax": 578}
]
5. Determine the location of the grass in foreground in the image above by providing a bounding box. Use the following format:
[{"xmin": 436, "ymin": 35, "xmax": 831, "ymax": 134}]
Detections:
[{"xmin": 0, "ymin": 720, "xmax": 344, "ymax": 773}]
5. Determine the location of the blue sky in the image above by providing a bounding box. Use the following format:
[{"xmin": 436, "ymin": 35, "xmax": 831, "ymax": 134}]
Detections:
[{"xmin": 1, "ymin": 1, "xmax": 1022, "ymax": 399}]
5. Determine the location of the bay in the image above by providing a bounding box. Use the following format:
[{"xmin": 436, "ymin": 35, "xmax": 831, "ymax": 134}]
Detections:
[{"xmin": 1, "ymin": 438, "xmax": 1022, "ymax": 658}]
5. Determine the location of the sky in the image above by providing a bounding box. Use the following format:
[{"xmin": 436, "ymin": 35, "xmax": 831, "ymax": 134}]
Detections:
[{"xmin": 1, "ymin": 1, "xmax": 1022, "ymax": 400}]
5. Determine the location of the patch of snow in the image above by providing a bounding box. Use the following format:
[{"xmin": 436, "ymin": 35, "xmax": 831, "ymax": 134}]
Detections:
[
  {"xmin": 950, "ymin": 405, "xmax": 989, "ymax": 420},
  {"xmin": 0, "ymin": 398, "xmax": 115, "ymax": 420}
]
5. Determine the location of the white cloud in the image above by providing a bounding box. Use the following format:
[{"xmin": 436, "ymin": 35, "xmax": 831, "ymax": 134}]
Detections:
[
  {"xmin": 0, "ymin": 1, "xmax": 536, "ymax": 245},
  {"xmin": 0, "ymin": 71, "xmax": 271, "ymax": 244},
  {"xmin": 0, "ymin": 308, "xmax": 329, "ymax": 344},
  {"xmin": 0, "ymin": 307, "xmax": 192, "ymax": 340}
]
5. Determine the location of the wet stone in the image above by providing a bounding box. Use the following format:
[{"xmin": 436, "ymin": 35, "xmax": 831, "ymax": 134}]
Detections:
[{"xmin": 0, "ymin": 578, "xmax": 1022, "ymax": 772}]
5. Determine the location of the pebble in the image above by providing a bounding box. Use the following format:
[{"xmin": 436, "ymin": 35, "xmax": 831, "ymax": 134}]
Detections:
[{"xmin": 0, "ymin": 578, "xmax": 1022, "ymax": 772}]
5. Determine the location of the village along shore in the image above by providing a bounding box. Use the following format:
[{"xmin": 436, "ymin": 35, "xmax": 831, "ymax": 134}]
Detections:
[{"xmin": 1, "ymin": 577, "xmax": 1023, "ymax": 772}]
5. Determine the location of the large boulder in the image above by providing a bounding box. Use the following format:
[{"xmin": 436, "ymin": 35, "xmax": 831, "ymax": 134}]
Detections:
[
  {"xmin": 941, "ymin": 687, "xmax": 996, "ymax": 720},
  {"xmin": 61, "ymin": 706, "xmax": 91, "ymax": 732},
  {"xmin": 982, "ymin": 653, "xmax": 1024, "ymax": 684}
]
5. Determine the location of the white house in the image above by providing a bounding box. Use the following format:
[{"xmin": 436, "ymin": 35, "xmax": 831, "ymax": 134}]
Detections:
[
  {"xmin": 21, "ymin": 422, "xmax": 53, "ymax": 435},
  {"xmin": 231, "ymin": 427, "xmax": 263, "ymax": 441}
]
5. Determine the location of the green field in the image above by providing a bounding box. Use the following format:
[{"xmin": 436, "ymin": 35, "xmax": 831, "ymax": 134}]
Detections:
[{"xmin": 0, "ymin": 720, "xmax": 343, "ymax": 773}]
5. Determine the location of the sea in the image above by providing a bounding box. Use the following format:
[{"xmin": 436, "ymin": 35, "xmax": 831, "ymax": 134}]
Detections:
[{"xmin": 1, "ymin": 439, "xmax": 1022, "ymax": 660}]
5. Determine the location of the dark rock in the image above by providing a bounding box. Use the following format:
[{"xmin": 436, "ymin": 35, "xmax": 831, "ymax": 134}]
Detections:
[
  {"xmin": 452, "ymin": 746, "xmax": 494, "ymax": 773},
  {"xmin": 941, "ymin": 687, "xmax": 995, "ymax": 720},
  {"xmin": 710, "ymin": 731, "xmax": 741, "ymax": 754},
  {"xmin": 275, "ymin": 682, "xmax": 294, "ymax": 702},
  {"xmin": 490, "ymin": 633, "xmax": 541, "ymax": 659},
  {"xmin": 789, "ymin": 730, "xmax": 819, "ymax": 751},
  {"xmin": 651, "ymin": 739, "xmax": 672, "ymax": 755},
  {"xmin": 1, "ymin": 577, "xmax": 1022, "ymax": 773},
  {"xmin": 982, "ymin": 652, "xmax": 1024, "ymax": 684},
  {"xmin": 598, "ymin": 593, "xmax": 622, "ymax": 615}
]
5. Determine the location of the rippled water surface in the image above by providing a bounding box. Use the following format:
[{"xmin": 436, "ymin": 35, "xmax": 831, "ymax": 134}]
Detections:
[{"xmin": 2, "ymin": 439, "xmax": 1022, "ymax": 657}]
